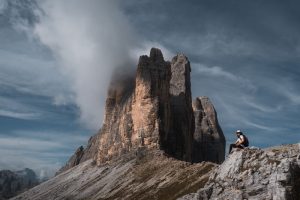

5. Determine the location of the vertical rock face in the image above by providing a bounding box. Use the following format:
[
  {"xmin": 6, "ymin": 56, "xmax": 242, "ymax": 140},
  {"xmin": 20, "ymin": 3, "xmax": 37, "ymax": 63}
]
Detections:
[
  {"xmin": 96, "ymin": 74, "xmax": 135, "ymax": 164},
  {"xmin": 131, "ymin": 48, "xmax": 171, "ymax": 150},
  {"xmin": 192, "ymin": 96, "xmax": 226, "ymax": 164},
  {"xmin": 96, "ymin": 48, "xmax": 172, "ymax": 164},
  {"xmin": 58, "ymin": 48, "xmax": 225, "ymax": 173},
  {"xmin": 167, "ymin": 54, "xmax": 194, "ymax": 161}
]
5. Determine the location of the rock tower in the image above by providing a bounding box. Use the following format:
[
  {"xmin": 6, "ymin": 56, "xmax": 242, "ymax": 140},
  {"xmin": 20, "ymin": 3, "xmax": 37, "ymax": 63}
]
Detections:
[{"xmin": 58, "ymin": 48, "xmax": 226, "ymax": 173}]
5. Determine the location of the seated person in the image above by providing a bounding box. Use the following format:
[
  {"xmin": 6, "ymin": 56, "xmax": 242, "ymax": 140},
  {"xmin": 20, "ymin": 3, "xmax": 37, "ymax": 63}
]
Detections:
[{"xmin": 229, "ymin": 130, "xmax": 249, "ymax": 154}]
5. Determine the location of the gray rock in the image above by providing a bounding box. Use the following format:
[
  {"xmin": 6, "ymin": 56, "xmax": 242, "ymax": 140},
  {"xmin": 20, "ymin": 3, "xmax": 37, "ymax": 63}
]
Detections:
[
  {"xmin": 56, "ymin": 133, "xmax": 99, "ymax": 175},
  {"xmin": 96, "ymin": 47, "xmax": 172, "ymax": 164},
  {"xmin": 12, "ymin": 150, "xmax": 216, "ymax": 200},
  {"xmin": 61, "ymin": 48, "xmax": 226, "ymax": 171},
  {"xmin": 179, "ymin": 144, "xmax": 300, "ymax": 200},
  {"xmin": 0, "ymin": 168, "xmax": 38, "ymax": 199},
  {"xmin": 192, "ymin": 96, "xmax": 226, "ymax": 164},
  {"xmin": 166, "ymin": 53, "xmax": 194, "ymax": 161},
  {"xmin": 56, "ymin": 146, "xmax": 84, "ymax": 175}
]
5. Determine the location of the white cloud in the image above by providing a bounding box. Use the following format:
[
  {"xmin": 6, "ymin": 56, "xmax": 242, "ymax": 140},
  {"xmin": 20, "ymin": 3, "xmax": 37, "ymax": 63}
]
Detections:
[
  {"xmin": 241, "ymin": 96, "xmax": 282, "ymax": 113},
  {"xmin": 0, "ymin": 0, "xmax": 7, "ymax": 14},
  {"xmin": 0, "ymin": 96, "xmax": 44, "ymax": 120},
  {"xmin": 282, "ymin": 88, "xmax": 300, "ymax": 105},
  {"xmin": 193, "ymin": 63, "xmax": 256, "ymax": 91},
  {"xmin": 0, "ymin": 49, "xmax": 72, "ymax": 100},
  {"xmin": 261, "ymin": 78, "xmax": 300, "ymax": 106},
  {"xmin": 0, "ymin": 109, "xmax": 40, "ymax": 120},
  {"xmin": 0, "ymin": 130, "xmax": 89, "ymax": 178},
  {"xmin": 11, "ymin": 130, "xmax": 89, "ymax": 144},
  {"xmin": 243, "ymin": 121, "xmax": 276, "ymax": 132},
  {"xmin": 214, "ymin": 95, "xmax": 277, "ymax": 132},
  {"xmin": 31, "ymin": 0, "xmax": 137, "ymax": 130},
  {"xmin": 0, "ymin": 150, "xmax": 61, "ymax": 178},
  {"xmin": 52, "ymin": 94, "xmax": 74, "ymax": 106},
  {"xmin": 195, "ymin": 64, "xmax": 238, "ymax": 81},
  {"xmin": 0, "ymin": 137, "xmax": 64, "ymax": 151},
  {"xmin": 0, "ymin": 138, "xmax": 63, "ymax": 178},
  {"xmin": 2, "ymin": 0, "xmax": 177, "ymax": 130}
]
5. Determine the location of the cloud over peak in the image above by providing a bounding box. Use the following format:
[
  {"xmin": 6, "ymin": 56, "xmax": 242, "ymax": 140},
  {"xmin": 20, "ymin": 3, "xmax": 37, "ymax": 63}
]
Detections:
[{"xmin": 31, "ymin": 0, "xmax": 138, "ymax": 129}]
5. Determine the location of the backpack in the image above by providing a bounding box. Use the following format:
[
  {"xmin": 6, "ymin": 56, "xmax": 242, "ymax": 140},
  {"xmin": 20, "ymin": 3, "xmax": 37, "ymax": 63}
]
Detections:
[{"xmin": 242, "ymin": 135, "xmax": 249, "ymax": 147}]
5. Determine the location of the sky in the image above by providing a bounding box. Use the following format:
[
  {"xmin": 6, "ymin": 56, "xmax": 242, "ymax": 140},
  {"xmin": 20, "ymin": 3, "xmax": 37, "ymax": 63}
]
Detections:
[{"xmin": 0, "ymin": 0, "xmax": 300, "ymax": 178}]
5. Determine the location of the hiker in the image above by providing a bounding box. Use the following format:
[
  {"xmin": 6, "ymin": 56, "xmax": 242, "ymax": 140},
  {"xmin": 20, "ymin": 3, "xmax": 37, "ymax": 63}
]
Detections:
[{"xmin": 229, "ymin": 130, "xmax": 249, "ymax": 153}]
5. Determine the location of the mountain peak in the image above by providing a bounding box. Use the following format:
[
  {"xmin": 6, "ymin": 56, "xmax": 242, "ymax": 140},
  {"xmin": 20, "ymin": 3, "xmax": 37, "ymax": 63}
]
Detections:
[
  {"xmin": 150, "ymin": 47, "xmax": 164, "ymax": 62},
  {"xmin": 57, "ymin": 48, "xmax": 225, "ymax": 173}
]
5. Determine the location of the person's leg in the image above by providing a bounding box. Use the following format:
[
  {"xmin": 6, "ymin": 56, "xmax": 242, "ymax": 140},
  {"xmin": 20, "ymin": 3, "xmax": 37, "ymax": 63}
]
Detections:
[
  {"xmin": 229, "ymin": 144, "xmax": 236, "ymax": 154},
  {"xmin": 229, "ymin": 144, "xmax": 245, "ymax": 153}
]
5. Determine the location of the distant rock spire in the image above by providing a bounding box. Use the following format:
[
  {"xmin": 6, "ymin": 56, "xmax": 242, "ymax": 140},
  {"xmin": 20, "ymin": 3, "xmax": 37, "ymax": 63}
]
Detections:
[
  {"xmin": 192, "ymin": 96, "xmax": 226, "ymax": 163},
  {"xmin": 166, "ymin": 53, "xmax": 194, "ymax": 161}
]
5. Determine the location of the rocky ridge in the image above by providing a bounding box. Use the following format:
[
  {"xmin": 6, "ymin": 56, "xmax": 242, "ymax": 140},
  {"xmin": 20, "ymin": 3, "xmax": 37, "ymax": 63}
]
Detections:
[
  {"xmin": 12, "ymin": 150, "xmax": 216, "ymax": 200},
  {"xmin": 178, "ymin": 144, "xmax": 300, "ymax": 200},
  {"xmin": 13, "ymin": 144, "xmax": 300, "ymax": 200}
]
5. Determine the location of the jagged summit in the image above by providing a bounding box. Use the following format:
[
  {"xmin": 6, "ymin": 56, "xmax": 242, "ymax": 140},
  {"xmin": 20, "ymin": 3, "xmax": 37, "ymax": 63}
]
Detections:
[
  {"xmin": 139, "ymin": 48, "xmax": 166, "ymax": 66},
  {"xmin": 149, "ymin": 47, "xmax": 165, "ymax": 62},
  {"xmin": 57, "ymin": 48, "xmax": 225, "ymax": 173}
]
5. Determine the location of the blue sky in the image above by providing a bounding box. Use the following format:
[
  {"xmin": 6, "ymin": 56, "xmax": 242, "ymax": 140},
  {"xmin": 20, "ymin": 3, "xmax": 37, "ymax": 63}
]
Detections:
[{"xmin": 0, "ymin": 0, "xmax": 300, "ymax": 177}]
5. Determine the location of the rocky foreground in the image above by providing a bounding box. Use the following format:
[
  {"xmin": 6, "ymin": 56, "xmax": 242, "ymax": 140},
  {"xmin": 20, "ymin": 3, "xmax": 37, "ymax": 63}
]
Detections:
[{"xmin": 179, "ymin": 144, "xmax": 300, "ymax": 200}]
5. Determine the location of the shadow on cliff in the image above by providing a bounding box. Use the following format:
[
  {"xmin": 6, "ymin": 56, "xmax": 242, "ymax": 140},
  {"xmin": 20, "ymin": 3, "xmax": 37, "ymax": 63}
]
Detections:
[{"xmin": 107, "ymin": 66, "xmax": 136, "ymax": 106}]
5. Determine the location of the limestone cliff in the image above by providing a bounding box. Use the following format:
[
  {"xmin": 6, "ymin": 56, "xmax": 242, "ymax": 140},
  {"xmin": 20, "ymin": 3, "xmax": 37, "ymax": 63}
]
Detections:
[
  {"xmin": 192, "ymin": 96, "xmax": 226, "ymax": 164},
  {"xmin": 167, "ymin": 54, "xmax": 194, "ymax": 161},
  {"xmin": 57, "ymin": 48, "xmax": 225, "ymax": 174},
  {"xmin": 96, "ymin": 48, "xmax": 172, "ymax": 164}
]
